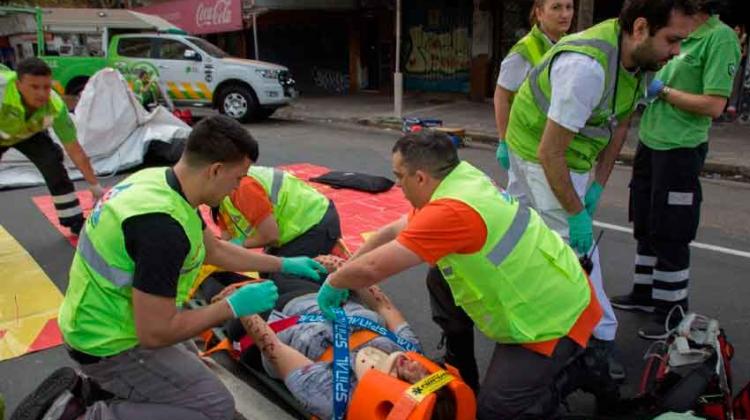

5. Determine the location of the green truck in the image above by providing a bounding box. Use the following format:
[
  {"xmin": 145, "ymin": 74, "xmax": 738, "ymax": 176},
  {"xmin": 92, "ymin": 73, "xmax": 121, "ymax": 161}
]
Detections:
[{"xmin": 1, "ymin": 7, "xmax": 296, "ymax": 122}]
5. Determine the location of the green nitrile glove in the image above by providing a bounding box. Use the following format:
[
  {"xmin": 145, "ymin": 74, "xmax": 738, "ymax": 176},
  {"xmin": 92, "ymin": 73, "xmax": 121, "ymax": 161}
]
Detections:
[
  {"xmin": 317, "ymin": 280, "xmax": 349, "ymax": 320},
  {"xmin": 496, "ymin": 140, "xmax": 510, "ymax": 170},
  {"xmin": 568, "ymin": 209, "xmax": 593, "ymax": 255},
  {"xmin": 226, "ymin": 281, "xmax": 279, "ymax": 318},
  {"xmin": 584, "ymin": 181, "xmax": 604, "ymax": 218},
  {"xmin": 281, "ymin": 257, "xmax": 328, "ymax": 282}
]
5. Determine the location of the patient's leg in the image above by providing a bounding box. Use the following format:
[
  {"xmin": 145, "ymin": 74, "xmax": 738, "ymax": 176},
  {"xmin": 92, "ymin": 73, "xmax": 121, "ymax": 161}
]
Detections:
[{"xmin": 240, "ymin": 315, "xmax": 313, "ymax": 378}]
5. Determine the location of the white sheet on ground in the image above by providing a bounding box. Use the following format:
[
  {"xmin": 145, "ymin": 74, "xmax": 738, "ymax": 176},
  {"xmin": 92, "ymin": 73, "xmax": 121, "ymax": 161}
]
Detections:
[{"xmin": 0, "ymin": 68, "xmax": 189, "ymax": 188}]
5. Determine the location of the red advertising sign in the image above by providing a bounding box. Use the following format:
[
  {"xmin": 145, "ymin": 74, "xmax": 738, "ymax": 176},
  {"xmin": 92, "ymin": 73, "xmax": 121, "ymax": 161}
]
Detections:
[{"xmin": 137, "ymin": 0, "xmax": 243, "ymax": 35}]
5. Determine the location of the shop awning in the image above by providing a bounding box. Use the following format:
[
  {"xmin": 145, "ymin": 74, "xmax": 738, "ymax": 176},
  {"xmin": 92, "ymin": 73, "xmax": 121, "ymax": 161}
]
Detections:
[{"xmin": 42, "ymin": 8, "xmax": 179, "ymax": 33}]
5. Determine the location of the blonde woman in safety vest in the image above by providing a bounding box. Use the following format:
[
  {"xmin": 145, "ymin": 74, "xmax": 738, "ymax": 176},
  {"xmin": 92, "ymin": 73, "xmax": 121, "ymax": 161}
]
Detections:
[{"xmin": 494, "ymin": 0, "xmax": 574, "ymax": 171}]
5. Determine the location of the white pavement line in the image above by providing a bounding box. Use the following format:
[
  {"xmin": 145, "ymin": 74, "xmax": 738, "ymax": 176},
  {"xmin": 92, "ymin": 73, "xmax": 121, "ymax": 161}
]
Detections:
[
  {"xmin": 593, "ymin": 221, "xmax": 750, "ymax": 260},
  {"xmin": 206, "ymin": 358, "xmax": 295, "ymax": 420}
]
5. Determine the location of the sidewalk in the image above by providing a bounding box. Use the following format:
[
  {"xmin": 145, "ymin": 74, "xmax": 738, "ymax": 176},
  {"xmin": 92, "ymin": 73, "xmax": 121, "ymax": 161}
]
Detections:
[{"xmin": 275, "ymin": 92, "xmax": 750, "ymax": 178}]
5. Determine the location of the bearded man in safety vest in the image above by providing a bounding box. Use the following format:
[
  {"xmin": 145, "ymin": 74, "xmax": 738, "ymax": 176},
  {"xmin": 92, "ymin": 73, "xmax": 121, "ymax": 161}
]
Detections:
[
  {"xmin": 13, "ymin": 115, "xmax": 328, "ymax": 420},
  {"xmin": 316, "ymin": 131, "xmax": 604, "ymax": 419},
  {"xmin": 0, "ymin": 58, "xmax": 103, "ymax": 234},
  {"xmin": 502, "ymin": 0, "xmax": 698, "ymax": 390}
]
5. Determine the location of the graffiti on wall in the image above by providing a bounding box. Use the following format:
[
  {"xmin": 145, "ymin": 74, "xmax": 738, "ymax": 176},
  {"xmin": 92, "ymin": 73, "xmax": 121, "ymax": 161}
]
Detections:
[
  {"xmin": 311, "ymin": 66, "xmax": 349, "ymax": 94},
  {"xmin": 405, "ymin": 25, "xmax": 471, "ymax": 76}
]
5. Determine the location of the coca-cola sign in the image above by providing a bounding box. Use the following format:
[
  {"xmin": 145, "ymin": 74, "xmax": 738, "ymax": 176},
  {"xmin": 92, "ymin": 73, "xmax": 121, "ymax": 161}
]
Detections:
[
  {"xmin": 137, "ymin": 0, "xmax": 242, "ymax": 35},
  {"xmin": 196, "ymin": 0, "xmax": 232, "ymax": 28}
]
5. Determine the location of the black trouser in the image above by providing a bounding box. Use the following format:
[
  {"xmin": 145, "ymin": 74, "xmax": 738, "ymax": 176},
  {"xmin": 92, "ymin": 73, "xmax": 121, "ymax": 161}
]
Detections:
[
  {"xmin": 425, "ymin": 267, "xmax": 480, "ymax": 392},
  {"xmin": 266, "ymin": 201, "xmax": 342, "ymax": 258},
  {"xmin": 0, "ymin": 132, "xmax": 83, "ymax": 230},
  {"xmin": 428, "ymin": 265, "xmax": 583, "ymax": 417},
  {"xmin": 629, "ymin": 141, "xmax": 708, "ymax": 316},
  {"xmin": 478, "ymin": 338, "xmax": 583, "ymax": 419},
  {"xmin": 427, "ymin": 268, "xmax": 617, "ymax": 415}
]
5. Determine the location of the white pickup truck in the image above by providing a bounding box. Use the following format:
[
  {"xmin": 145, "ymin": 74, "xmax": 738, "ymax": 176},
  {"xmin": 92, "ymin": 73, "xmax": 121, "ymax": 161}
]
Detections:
[{"xmin": 107, "ymin": 32, "xmax": 297, "ymax": 122}]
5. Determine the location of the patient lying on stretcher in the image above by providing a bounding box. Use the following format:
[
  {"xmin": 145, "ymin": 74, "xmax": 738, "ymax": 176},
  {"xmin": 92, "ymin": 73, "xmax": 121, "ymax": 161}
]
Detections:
[{"xmin": 210, "ymin": 256, "xmax": 474, "ymax": 420}]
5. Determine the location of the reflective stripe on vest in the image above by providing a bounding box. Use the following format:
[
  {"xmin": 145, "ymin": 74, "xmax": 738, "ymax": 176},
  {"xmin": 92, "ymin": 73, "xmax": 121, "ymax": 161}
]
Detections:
[
  {"xmin": 441, "ymin": 204, "xmax": 530, "ymax": 275},
  {"xmin": 77, "ymin": 228, "xmax": 133, "ymax": 287},
  {"xmin": 486, "ymin": 205, "xmax": 530, "ymax": 265},
  {"xmin": 78, "ymin": 227, "xmax": 200, "ymax": 288},
  {"xmin": 269, "ymin": 168, "xmax": 283, "ymax": 204},
  {"xmin": 528, "ymin": 38, "xmax": 619, "ymax": 140}
]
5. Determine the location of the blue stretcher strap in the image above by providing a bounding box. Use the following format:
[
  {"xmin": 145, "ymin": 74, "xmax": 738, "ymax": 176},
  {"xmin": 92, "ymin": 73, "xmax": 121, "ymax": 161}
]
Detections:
[
  {"xmin": 298, "ymin": 314, "xmax": 422, "ymax": 353},
  {"xmin": 331, "ymin": 307, "xmax": 350, "ymax": 420}
]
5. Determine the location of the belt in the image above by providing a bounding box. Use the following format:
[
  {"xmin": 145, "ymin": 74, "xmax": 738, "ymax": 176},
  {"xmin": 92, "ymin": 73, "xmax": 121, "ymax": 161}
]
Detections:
[{"xmin": 66, "ymin": 346, "xmax": 109, "ymax": 365}]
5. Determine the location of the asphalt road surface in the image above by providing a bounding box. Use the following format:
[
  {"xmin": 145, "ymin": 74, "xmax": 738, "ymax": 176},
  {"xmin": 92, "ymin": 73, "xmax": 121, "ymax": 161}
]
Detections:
[{"xmin": 1, "ymin": 117, "xmax": 749, "ymax": 417}]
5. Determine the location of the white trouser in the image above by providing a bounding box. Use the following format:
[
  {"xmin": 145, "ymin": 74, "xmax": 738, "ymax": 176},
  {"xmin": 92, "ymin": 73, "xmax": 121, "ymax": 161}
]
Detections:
[{"xmin": 507, "ymin": 151, "xmax": 618, "ymax": 341}]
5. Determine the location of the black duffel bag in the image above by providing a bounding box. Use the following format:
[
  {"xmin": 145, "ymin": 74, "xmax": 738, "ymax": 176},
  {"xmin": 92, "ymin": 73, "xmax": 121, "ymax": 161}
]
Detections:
[{"xmin": 310, "ymin": 171, "xmax": 394, "ymax": 193}]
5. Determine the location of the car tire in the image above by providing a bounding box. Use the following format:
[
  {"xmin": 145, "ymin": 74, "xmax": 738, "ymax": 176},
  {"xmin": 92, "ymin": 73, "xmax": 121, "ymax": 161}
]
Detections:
[{"xmin": 217, "ymin": 84, "xmax": 257, "ymax": 123}]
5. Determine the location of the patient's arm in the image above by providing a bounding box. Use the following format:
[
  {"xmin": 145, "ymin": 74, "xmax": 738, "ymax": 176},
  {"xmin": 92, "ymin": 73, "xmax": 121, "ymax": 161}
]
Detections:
[
  {"xmin": 353, "ymin": 286, "xmax": 407, "ymax": 332},
  {"xmin": 240, "ymin": 315, "xmax": 313, "ymax": 378}
]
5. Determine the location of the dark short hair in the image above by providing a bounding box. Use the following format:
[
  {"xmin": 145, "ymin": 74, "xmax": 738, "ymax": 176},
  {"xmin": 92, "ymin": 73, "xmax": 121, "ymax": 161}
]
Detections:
[
  {"xmin": 619, "ymin": 0, "xmax": 699, "ymax": 35},
  {"xmin": 183, "ymin": 115, "xmax": 259, "ymax": 166},
  {"xmin": 391, "ymin": 131, "xmax": 459, "ymax": 180},
  {"xmin": 16, "ymin": 57, "xmax": 52, "ymax": 79}
]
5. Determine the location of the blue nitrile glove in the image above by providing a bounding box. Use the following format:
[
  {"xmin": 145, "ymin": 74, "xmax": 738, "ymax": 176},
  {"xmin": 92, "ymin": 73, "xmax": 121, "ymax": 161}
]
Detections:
[
  {"xmin": 584, "ymin": 181, "xmax": 604, "ymax": 218},
  {"xmin": 568, "ymin": 209, "xmax": 593, "ymax": 255},
  {"xmin": 647, "ymin": 79, "xmax": 665, "ymax": 101},
  {"xmin": 317, "ymin": 280, "xmax": 349, "ymax": 320},
  {"xmin": 281, "ymin": 257, "xmax": 328, "ymax": 282},
  {"xmin": 496, "ymin": 140, "xmax": 510, "ymax": 170},
  {"xmin": 230, "ymin": 237, "xmax": 245, "ymax": 246},
  {"xmin": 226, "ymin": 281, "xmax": 279, "ymax": 318}
]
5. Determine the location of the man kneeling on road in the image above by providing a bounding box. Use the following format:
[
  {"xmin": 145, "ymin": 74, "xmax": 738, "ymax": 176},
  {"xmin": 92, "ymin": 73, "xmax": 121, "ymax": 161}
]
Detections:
[
  {"xmin": 317, "ymin": 131, "xmax": 604, "ymax": 419},
  {"xmin": 12, "ymin": 115, "xmax": 327, "ymax": 420}
]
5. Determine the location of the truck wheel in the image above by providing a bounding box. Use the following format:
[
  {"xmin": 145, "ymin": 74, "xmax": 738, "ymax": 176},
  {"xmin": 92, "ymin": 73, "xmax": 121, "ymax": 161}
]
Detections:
[{"xmin": 217, "ymin": 85, "xmax": 256, "ymax": 123}]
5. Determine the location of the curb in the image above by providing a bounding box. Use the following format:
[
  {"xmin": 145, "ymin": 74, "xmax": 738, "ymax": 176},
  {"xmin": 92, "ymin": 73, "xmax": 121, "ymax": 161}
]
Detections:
[
  {"xmin": 356, "ymin": 118, "xmax": 750, "ymax": 180},
  {"xmin": 276, "ymin": 112, "xmax": 750, "ymax": 180}
]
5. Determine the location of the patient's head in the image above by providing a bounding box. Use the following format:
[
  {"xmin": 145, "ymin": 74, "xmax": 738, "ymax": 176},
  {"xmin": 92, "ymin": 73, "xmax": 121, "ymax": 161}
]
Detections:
[
  {"xmin": 354, "ymin": 347, "xmax": 458, "ymax": 419},
  {"xmin": 388, "ymin": 352, "xmax": 429, "ymax": 383}
]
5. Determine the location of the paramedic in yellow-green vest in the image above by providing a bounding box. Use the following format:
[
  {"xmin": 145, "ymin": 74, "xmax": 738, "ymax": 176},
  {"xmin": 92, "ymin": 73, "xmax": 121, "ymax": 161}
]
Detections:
[
  {"xmin": 494, "ymin": 0, "xmax": 574, "ymax": 172},
  {"xmin": 317, "ymin": 132, "xmax": 604, "ymax": 419},
  {"xmin": 14, "ymin": 116, "xmax": 328, "ymax": 420},
  {"xmin": 215, "ymin": 165, "xmax": 341, "ymax": 258},
  {"xmin": 503, "ymin": 0, "xmax": 697, "ymax": 391},
  {"xmin": 611, "ymin": 2, "xmax": 740, "ymax": 340},
  {"xmin": 0, "ymin": 58, "xmax": 103, "ymax": 235}
]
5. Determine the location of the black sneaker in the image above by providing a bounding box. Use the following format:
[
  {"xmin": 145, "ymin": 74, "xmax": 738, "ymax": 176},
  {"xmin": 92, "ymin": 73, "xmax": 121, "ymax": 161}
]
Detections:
[
  {"xmin": 610, "ymin": 293, "xmax": 655, "ymax": 313},
  {"xmin": 11, "ymin": 367, "xmax": 84, "ymax": 420}
]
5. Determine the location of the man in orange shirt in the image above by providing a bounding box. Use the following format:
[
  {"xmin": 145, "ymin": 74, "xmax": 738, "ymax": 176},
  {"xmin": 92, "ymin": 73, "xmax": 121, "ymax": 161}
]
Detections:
[
  {"xmin": 214, "ymin": 166, "xmax": 341, "ymax": 258},
  {"xmin": 317, "ymin": 131, "xmax": 606, "ymax": 418}
]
